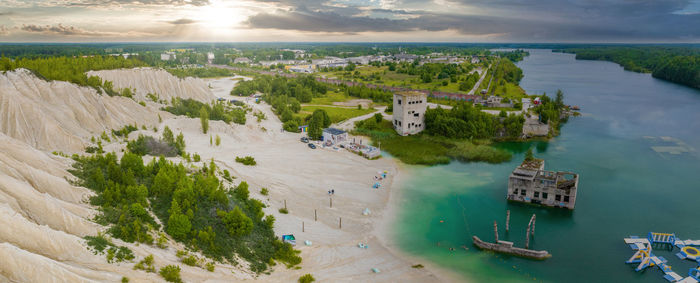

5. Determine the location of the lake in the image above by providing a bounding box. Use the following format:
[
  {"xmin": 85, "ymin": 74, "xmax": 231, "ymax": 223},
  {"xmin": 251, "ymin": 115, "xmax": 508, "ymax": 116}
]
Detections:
[{"xmin": 393, "ymin": 49, "xmax": 700, "ymax": 282}]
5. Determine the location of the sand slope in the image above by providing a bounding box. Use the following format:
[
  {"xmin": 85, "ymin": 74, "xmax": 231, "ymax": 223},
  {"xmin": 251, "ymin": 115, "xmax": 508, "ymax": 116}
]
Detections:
[
  {"xmin": 0, "ymin": 74, "xmax": 454, "ymax": 283},
  {"xmin": 88, "ymin": 68, "xmax": 213, "ymax": 102},
  {"xmin": 0, "ymin": 69, "xmax": 164, "ymax": 153}
]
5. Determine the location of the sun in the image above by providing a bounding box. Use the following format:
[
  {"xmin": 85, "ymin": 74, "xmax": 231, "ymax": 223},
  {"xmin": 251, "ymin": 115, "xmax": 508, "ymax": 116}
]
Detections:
[{"xmin": 197, "ymin": 0, "xmax": 246, "ymax": 30}]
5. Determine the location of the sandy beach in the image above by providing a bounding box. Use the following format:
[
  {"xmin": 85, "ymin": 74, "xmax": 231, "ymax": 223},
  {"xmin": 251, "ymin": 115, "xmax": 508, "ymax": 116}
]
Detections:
[{"xmin": 0, "ymin": 71, "xmax": 464, "ymax": 282}]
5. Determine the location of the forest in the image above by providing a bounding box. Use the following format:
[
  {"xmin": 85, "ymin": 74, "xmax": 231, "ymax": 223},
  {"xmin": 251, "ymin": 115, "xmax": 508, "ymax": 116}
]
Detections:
[
  {"xmin": 69, "ymin": 152, "xmax": 301, "ymax": 273},
  {"xmin": 424, "ymin": 103, "xmax": 525, "ymax": 140},
  {"xmin": 558, "ymin": 46, "xmax": 700, "ymax": 89}
]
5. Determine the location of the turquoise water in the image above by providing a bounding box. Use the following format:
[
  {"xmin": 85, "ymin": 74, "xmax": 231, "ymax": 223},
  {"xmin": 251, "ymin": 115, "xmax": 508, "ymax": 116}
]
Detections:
[{"xmin": 393, "ymin": 49, "xmax": 700, "ymax": 283}]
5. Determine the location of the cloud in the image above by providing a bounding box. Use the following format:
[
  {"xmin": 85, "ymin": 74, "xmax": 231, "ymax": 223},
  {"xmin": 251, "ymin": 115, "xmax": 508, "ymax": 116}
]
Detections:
[
  {"xmin": 167, "ymin": 18, "xmax": 197, "ymax": 25},
  {"xmin": 21, "ymin": 23, "xmax": 116, "ymax": 36},
  {"xmin": 0, "ymin": 25, "xmax": 10, "ymax": 35},
  {"xmin": 4, "ymin": 0, "xmax": 210, "ymax": 7},
  {"xmin": 243, "ymin": 0, "xmax": 700, "ymax": 41},
  {"xmin": 71, "ymin": 0, "xmax": 210, "ymax": 6}
]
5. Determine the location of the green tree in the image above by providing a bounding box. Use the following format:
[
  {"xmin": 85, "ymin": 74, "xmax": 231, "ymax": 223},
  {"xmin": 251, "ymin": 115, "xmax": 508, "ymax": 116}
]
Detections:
[
  {"xmin": 162, "ymin": 126, "xmax": 174, "ymax": 145},
  {"xmin": 200, "ymin": 106, "xmax": 209, "ymax": 134},
  {"xmin": 217, "ymin": 207, "xmax": 253, "ymax": 237},
  {"xmin": 233, "ymin": 181, "xmax": 249, "ymax": 200},
  {"xmin": 308, "ymin": 112, "xmax": 324, "ymax": 140},
  {"xmin": 525, "ymin": 148, "xmax": 534, "ymax": 161},
  {"xmin": 374, "ymin": 113, "xmax": 383, "ymax": 123}
]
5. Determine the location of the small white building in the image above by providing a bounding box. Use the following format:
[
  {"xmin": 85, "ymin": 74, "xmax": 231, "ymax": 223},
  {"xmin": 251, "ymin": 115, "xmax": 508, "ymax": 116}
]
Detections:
[
  {"xmin": 322, "ymin": 128, "xmax": 348, "ymax": 144},
  {"xmin": 392, "ymin": 91, "xmax": 427, "ymax": 136},
  {"xmin": 160, "ymin": 52, "xmax": 176, "ymax": 61},
  {"xmin": 207, "ymin": 52, "xmax": 215, "ymax": 63}
]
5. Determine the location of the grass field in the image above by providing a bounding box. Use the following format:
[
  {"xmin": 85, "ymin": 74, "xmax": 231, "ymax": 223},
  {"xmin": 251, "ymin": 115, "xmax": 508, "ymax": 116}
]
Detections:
[
  {"xmin": 352, "ymin": 118, "xmax": 512, "ymax": 165},
  {"xmin": 296, "ymin": 105, "xmax": 375, "ymax": 124},
  {"xmin": 309, "ymin": 91, "xmax": 354, "ymax": 105},
  {"xmin": 316, "ymin": 65, "xmax": 477, "ymax": 94}
]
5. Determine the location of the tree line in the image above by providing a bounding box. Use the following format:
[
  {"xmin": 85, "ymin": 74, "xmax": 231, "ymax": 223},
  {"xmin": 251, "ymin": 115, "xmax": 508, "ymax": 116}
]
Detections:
[
  {"xmin": 558, "ymin": 46, "xmax": 700, "ymax": 89},
  {"xmin": 424, "ymin": 103, "xmax": 525, "ymax": 140},
  {"xmin": 0, "ymin": 55, "xmax": 146, "ymax": 95}
]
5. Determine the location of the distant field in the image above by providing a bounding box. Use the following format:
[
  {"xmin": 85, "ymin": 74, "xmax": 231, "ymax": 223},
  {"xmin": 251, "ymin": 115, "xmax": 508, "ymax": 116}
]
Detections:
[
  {"xmin": 316, "ymin": 65, "xmax": 478, "ymax": 94},
  {"xmin": 296, "ymin": 105, "xmax": 375, "ymax": 123},
  {"xmin": 309, "ymin": 91, "xmax": 353, "ymax": 105}
]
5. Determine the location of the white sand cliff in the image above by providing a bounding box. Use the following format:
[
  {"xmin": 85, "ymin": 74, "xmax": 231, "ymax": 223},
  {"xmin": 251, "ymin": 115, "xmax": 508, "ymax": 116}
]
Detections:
[{"xmin": 0, "ymin": 71, "xmax": 458, "ymax": 282}]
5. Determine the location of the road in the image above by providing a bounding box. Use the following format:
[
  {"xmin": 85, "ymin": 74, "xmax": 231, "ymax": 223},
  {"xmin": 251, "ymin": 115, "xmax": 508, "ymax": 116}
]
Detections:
[
  {"xmin": 332, "ymin": 106, "xmax": 387, "ymax": 131},
  {"xmin": 467, "ymin": 65, "xmax": 491, "ymax": 95}
]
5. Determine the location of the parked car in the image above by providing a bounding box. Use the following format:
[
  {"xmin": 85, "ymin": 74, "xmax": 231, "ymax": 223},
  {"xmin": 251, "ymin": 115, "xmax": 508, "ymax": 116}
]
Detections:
[
  {"xmin": 300, "ymin": 137, "xmax": 309, "ymax": 143},
  {"xmin": 308, "ymin": 143, "xmax": 316, "ymax": 149}
]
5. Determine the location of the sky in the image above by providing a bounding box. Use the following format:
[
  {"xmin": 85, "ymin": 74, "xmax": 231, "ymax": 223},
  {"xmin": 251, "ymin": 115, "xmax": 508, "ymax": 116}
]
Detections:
[{"xmin": 0, "ymin": 0, "xmax": 698, "ymax": 43}]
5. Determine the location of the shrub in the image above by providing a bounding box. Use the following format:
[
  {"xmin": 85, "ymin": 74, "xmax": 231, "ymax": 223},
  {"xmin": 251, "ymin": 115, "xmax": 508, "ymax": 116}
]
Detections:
[
  {"xmin": 112, "ymin": 124, "xmax": 138, "ymax": 137},
  {"xmin": 134, "ymin": 255, "xmax": 155, "ymax": 273},
  {"xmin": 260, "ymin": 188, "xmax": 269, "ymax": 196},
  {"xmin": 159, "ymin": 265, "xmax": 182, "ymax": 283},
  {"xmin": 278, "ymin": 208, "xmax": 288, "ymax": 214},
  {"xmin": 215, "ymin": 135, "xmax": 221, "ymax": 146},
  {"xmin": 274, "ymin": 240, "xmax": 301, "ymax": 268},
  {"xmin": 182, "ymin": 255, "xmax": 198, "ymax": 266},
  {"xmin": 127, "ymin": 135, "xmax": 179, "ymax": 157},
  {"xmin": 205, "ymin": 262, "xmax": 215, "ymax": 272},
  {"xmin": 156, "ymin": 233, "xmax": 168, "ymax": 249},
  {"xmin": 222, "ymin": 169, "xmax": 233, "ymax": 182},
  {"xmin": 298, "ymin": 274, "xmax": 315, "ymax": 283},
  {"xmin": 193, "ymin": 153, "xmax": 201, "ymax": 162},
  {"xmin": 235, "ymin": 156, "xmax": 256, "ymax": 166},
  {"xmin": 122, "ymin": 277, "xmax": 129, "ymax": 283}
]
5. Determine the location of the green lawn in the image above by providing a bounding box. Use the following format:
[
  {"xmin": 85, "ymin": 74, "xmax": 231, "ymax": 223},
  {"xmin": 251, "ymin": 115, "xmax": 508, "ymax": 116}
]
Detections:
[
  {"xmin": 296, "ymin": 105, "xmax": 375, "ymax": 124},
  {"xmin": 309, "ymin": 91, "xmax": 353, "ymax": 105},
  {"xmin": 352, "ymin": 118, "xmax": 512, "ymax": 165}
]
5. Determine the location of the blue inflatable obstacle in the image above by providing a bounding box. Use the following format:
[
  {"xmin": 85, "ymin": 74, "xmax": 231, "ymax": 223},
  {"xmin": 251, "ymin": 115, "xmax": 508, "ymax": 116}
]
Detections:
[{"xmin": 625, "ymin": 232, "xmax": 700, "ymax": 282}]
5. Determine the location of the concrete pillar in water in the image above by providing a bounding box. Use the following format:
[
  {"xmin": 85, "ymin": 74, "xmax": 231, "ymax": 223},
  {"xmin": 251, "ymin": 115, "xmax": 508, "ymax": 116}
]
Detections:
[
  {"xmin": 506, "ymin": 210, "xmax": 510, "ymax": 232},
  {"xmin": 532, "ymin": 214, "xmax": 536, "ymax": 236},
  {"xmin": 526, "ymin": 225, "xmax": 531, "ymax": 249},
  {"xmin": 494, "ymin": 221, "xmax": 499, "ymax": 242}
]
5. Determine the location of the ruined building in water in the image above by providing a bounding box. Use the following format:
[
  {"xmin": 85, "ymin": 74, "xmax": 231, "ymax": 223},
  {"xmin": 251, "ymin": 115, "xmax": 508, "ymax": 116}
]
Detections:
[{"xmin": 507, "ymin": 159, "xmax": 579, "ymax": 209}]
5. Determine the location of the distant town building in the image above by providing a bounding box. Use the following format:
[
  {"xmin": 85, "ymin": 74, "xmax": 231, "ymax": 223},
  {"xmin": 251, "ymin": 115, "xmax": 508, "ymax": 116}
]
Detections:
[
  {"xmin": 507, "ymin": 159, "xmax": 579, "ymax": 209},
  {"xmin": 392, "ymin": 91, "xmax": 427, "ymax": 136},
  {"xmin": 286, "ymin": 64, "xmax": 315, "ymax": 73},
  {"xmin": 233, "ymin": 57, "xmax": 252, "ymax": 64},
  {"xmin": 160, "ymin": 52, "xmax": 176, "ymax": 61},
  {"xmin": 312, "ymin": 57, "xmax": 347, "ymax": 69},
  {"xmin": 259, "ymin": 60, "xmax": 298, "ymax": 67},
  {"xmin": 207, "ymin": 52, "xmax": 215, "ymax": 64}
]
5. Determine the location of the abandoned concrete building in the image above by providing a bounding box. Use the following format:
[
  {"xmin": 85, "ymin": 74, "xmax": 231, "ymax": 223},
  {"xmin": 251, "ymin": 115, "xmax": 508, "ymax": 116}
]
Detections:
[
  {"xmin": 393, "ymin": 91, "xmax": 427, "ymax": 136},
  {"xmin": 507, "ymin": 159, "xmax": 579, "ymax": 209}
]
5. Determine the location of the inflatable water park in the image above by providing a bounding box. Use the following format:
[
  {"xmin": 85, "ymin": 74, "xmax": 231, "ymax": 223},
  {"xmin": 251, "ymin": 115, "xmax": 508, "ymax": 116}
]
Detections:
[{"xmin": 624, "ymin": 232, "xmax": 700, "ymax": 282}]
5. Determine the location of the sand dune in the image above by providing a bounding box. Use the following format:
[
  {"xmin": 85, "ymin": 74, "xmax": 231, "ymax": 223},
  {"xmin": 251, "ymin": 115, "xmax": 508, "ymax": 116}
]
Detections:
[
  {"xmin": 0, "ymin": 73, "xmax": 455, "ymax": 282},
  {"xmin": 88, "ymin": 68, "xmax": 213, "ymax": 102}
]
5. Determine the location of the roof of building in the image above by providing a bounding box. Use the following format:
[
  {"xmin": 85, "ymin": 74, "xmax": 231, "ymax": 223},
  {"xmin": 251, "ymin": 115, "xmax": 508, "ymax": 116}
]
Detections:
[
  {"xmin": 395, "ymin": 91, "xmax": 427, "ymax": 98},
  {"xmin": 323, "ymin": 128, "xmax": 347, "ymax": 135}
]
